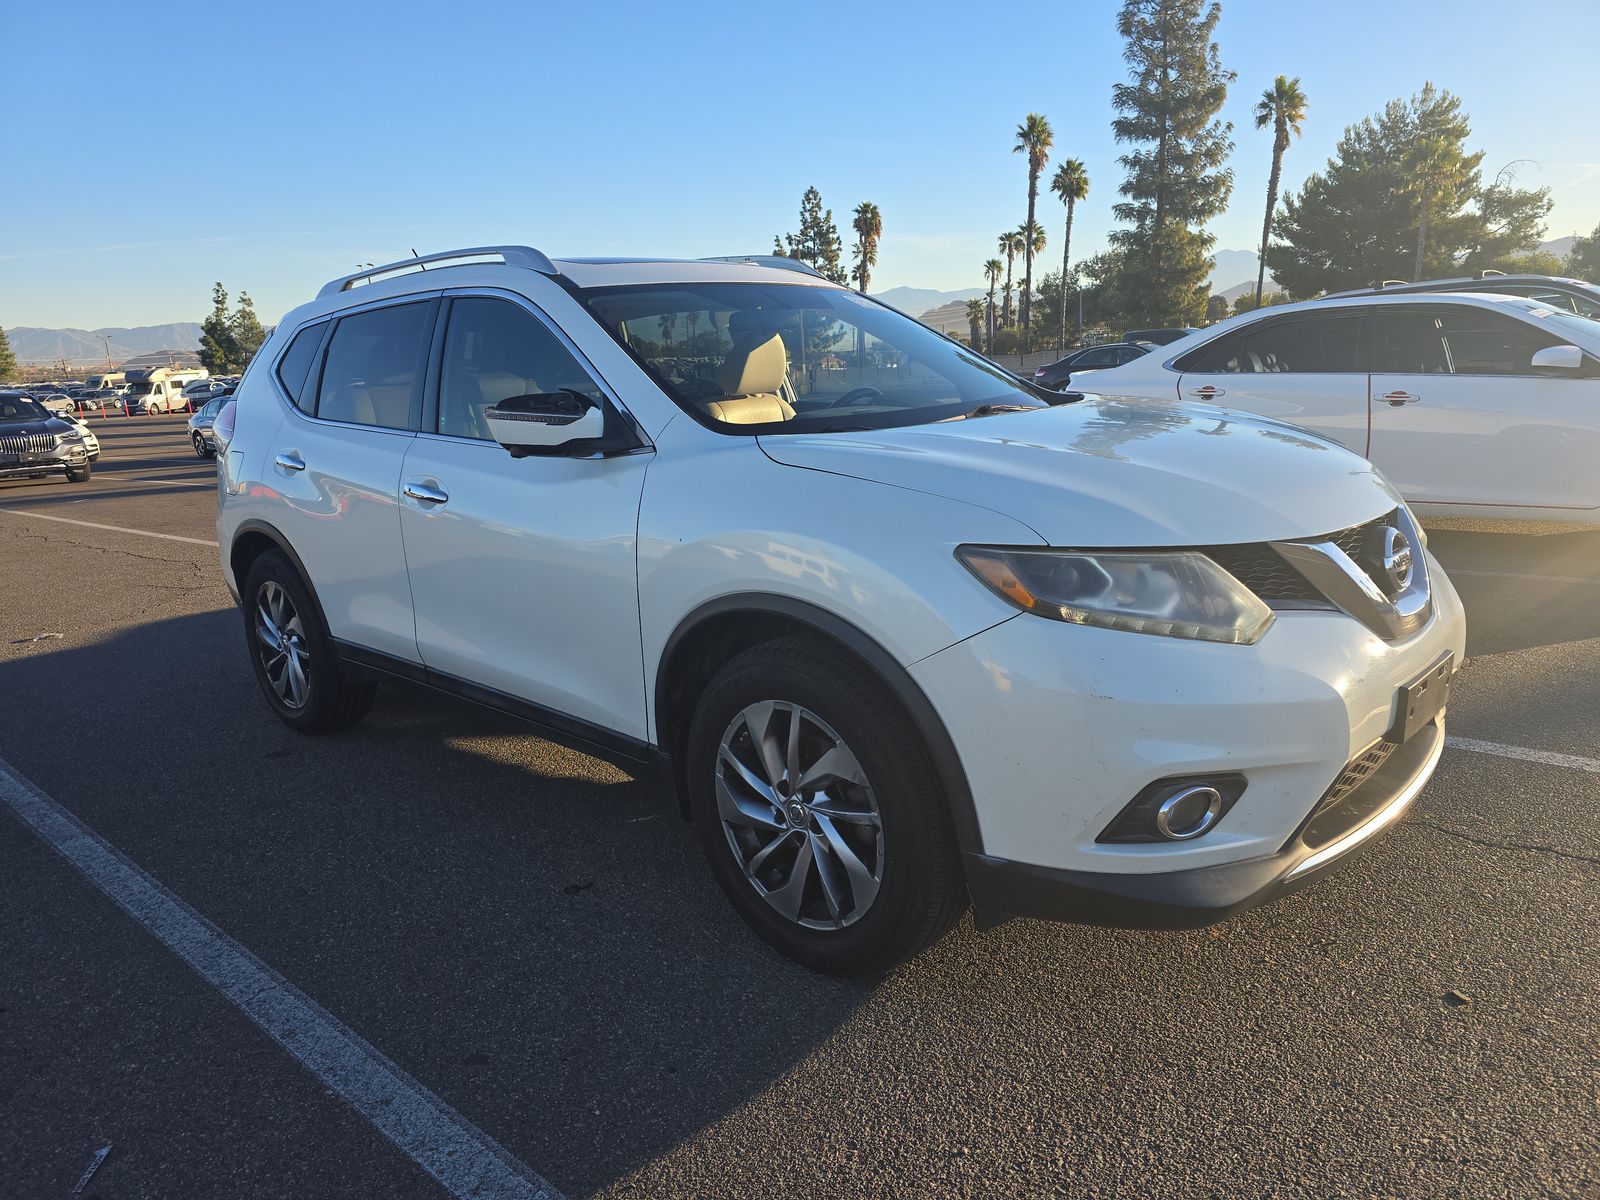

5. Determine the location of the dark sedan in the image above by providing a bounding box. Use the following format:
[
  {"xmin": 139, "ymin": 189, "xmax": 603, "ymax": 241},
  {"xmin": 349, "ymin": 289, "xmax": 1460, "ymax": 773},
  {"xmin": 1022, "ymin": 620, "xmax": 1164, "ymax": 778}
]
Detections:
[{"xmin": 1032, "ymin": 341, "xmax": 1150, "ymax": 390}]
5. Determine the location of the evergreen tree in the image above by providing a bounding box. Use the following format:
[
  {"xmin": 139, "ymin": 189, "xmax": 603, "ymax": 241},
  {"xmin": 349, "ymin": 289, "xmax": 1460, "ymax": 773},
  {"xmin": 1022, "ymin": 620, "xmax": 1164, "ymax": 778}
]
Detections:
[
  {"xmin": 0, "ymin": 326, "xmax": 16, "ymax": 381},
  {"xmin": 198, "ymin": 283, "xmax": 239, "ymax": 374},
  {"xmin": 1109, "ymin": 0, "xmax": 1235, "ymax": 325},
  {"xmin": 231, "ymin": 292, "xmax": 268, "ymax": 366},
  {"xmin": 1567, "ymin": 223, "xmax": 1600, "ymax": 281},
  {"xmin": 1266, "ymin": 85, "xmax": 1550, "ymax": 296},
  {"xmin": 778, "ymin": 187, "xmax": 848, "ymax": 284}
]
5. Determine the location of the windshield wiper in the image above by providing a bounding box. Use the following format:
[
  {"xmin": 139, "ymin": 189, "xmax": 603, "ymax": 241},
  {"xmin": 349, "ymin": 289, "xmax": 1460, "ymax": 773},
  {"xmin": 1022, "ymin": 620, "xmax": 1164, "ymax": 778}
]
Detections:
[{"xmin": 958, "ymin": 403, "xmax": 1036, "ymax": 420}]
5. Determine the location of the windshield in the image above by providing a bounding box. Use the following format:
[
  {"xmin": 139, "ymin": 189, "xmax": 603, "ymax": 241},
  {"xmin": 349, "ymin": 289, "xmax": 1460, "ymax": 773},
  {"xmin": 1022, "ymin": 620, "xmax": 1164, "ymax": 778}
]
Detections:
[
  {"xmin": 582, "ymin": 282, "xmax": 1047, "ymax": 432},
  {"xmin": 0, "ymin": 395, "xmax": 48, "ymax": 421},
  {"xmin": 1521, "ymin": 304, "xmax": 1600, "ymax": 347},
  {"xmin": 127, "ymin": 381, "xmax": 154, "ymax": 395}
]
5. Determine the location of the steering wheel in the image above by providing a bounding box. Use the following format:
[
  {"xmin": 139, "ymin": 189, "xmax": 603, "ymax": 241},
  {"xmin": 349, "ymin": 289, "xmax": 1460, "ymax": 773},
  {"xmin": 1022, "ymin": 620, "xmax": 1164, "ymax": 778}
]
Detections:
[{"xmin": 826, "ymin": 386, "xmax": 885, "ymax": 409}]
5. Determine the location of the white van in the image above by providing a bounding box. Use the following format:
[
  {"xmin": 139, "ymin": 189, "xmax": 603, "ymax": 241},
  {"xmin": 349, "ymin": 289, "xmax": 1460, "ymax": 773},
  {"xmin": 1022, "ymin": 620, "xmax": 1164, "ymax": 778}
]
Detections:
[{"xmin": 125, "ymin": 367, "xmax": 208, "ymax": 414}]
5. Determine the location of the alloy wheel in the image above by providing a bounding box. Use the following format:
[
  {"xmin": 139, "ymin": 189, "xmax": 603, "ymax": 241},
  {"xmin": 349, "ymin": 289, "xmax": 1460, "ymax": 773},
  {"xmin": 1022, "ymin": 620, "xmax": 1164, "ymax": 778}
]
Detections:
[
  {"xmin": 254, "ymin": 580, "xmax": 310, "ymax": 710},
  {"xmin": 715, "ymin": 701, "xmax": 884, "ymax": 930}
]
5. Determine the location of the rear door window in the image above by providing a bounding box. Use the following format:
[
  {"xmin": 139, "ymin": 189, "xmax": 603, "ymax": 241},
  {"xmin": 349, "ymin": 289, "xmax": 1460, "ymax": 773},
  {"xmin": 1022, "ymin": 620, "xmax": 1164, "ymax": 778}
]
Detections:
[
  {"xmin": 1177, "ymin": 312, "xmax": 1364, "ymax": 374},
  {"xmin": 315, "ymin": 302, "xmax": 434, "ymax": 429}
]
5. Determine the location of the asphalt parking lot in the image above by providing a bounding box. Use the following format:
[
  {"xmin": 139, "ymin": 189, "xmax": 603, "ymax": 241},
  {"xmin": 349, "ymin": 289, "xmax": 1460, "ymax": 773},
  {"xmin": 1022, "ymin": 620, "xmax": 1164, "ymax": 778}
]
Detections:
[{"xmin": 2, "ymin": 414, "xmax": 1597, "ymax": 1199}]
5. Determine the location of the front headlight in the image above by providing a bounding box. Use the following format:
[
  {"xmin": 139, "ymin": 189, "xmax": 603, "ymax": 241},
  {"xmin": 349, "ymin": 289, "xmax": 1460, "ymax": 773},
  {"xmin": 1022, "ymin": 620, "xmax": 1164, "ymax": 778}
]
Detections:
[{"xmin": 956, "ymin": 546, "xmax": 1274, "ymax": 645}]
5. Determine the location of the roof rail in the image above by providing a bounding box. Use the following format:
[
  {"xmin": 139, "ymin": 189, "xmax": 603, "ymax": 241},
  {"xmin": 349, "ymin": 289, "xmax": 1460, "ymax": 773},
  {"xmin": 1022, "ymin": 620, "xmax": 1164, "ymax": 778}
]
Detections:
[
  {"xmin": 1476, "ymin": 268, "xmax": 1506, "ymax": 279},
  {"xmin": 1372, "ymin": 279, "xmax": 1407, "ymax": 290},
  {"xmin": 317, "ymin": 245, "xmax": 558, "ymax": 299},
  {"xmin": 700, "ymin": 254, "xmax": 828, "ymax": 280}
]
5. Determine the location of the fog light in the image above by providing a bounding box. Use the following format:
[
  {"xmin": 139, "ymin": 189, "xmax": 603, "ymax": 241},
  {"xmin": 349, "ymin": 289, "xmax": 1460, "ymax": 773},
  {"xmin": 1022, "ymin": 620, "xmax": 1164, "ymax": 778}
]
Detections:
[
  {"xmin": 1097, "ymin": 774, "xmax": 1246, "ymax": 844},
  {"xmin": 1154, "ymin": 786, "xmax": 1223, "ymax": 840}
]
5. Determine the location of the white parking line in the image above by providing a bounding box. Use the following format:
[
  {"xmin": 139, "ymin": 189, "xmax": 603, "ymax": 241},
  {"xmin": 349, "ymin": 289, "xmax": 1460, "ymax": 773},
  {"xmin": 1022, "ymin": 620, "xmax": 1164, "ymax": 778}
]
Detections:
[
  {"xmin": 0, "ymin": 756, "xmax": 562, "ymax": 1200},
  {"xmin": 1445, "ymin": 567, "xmax": 1600, "ymax": 586},
  {"xmin": 1445, "ymin": 736, "xmax": 1600, "ymax": 774},
  {"xmin": 0, "ymin": 508, "xmax": 218, "ymax": 546}
]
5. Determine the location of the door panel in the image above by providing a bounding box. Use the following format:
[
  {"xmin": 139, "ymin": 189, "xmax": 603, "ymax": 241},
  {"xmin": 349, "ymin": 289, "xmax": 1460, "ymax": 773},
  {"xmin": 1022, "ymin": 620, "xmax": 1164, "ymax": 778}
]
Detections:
[
  {"xmin": 1367, "ymin": 305, "xmax": 1600, "ymax": 511},
  {"xmin": 266, "ymin": 413, "xmax": 419, "ymax": 659},
  {"xmin": 1174, "ymin": 309, "xmax": 1370, "ymax": 455},
  {"xmin": 398, "ymin": 293, "xmax": 651, "ymax": 739}
]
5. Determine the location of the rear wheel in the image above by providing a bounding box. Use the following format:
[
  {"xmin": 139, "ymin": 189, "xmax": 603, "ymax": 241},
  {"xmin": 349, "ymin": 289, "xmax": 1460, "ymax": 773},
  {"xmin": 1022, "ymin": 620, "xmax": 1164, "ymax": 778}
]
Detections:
[
  {"xmin": 686, "ymin": 637, "xmax": 965, "ymax": 974},
  {"xmin": 242, "ymin": 550, "xmax": 377, "ymax": 733},
  {"xmin": 193, "ymin": 433, "xmax": 211, "ymax": 458}
]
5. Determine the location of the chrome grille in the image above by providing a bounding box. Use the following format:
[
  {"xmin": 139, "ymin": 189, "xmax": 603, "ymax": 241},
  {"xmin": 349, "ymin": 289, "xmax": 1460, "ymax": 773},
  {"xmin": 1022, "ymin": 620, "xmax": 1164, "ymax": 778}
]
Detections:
[{"xmin": 0, "ymin": 433, "xmax": 56, "ymax": 454}]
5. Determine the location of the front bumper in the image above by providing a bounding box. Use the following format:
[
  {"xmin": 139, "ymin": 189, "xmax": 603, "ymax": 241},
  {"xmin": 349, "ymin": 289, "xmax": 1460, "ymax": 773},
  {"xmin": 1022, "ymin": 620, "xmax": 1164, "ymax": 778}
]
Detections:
[
  {"xmin": 0, "ymin": 454, "xmax": 81, "ymax": 480},
  {"xmin": 965, "ymin": 718, "xmax": 1444, "ymax": 928},
  {"xmin": 908, "ymin": 552, "xmax": 1466, "ymax": 925}
]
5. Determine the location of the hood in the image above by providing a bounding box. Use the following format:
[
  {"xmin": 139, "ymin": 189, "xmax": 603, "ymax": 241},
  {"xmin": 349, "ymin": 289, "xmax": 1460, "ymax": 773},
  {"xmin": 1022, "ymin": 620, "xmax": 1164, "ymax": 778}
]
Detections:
[
  {"xmin": 758, "ymin": 396, "xmax": 1399, "ymax": 547},
  {"xmin": 0, "ymin": 416, "xmax": 72, "ymax": 439}
]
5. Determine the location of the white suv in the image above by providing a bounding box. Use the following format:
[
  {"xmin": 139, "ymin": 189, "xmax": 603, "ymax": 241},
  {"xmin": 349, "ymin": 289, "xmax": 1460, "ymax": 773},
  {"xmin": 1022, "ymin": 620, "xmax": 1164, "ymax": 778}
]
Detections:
[{"xmin": 215, "ymin": 246, "xmax": 1465, "ymax": 973}]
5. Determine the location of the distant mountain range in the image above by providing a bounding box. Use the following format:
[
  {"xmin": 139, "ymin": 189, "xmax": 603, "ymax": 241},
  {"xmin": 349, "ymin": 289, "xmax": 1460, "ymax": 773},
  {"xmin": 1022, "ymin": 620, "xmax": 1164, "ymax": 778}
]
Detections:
[
  {"xmin": 6, "ymin": 323, "xmax": 202, "ymax": 366},
  {"xmin": 872, "ymin": 285, "xmax": 987, "ymax": 316}
]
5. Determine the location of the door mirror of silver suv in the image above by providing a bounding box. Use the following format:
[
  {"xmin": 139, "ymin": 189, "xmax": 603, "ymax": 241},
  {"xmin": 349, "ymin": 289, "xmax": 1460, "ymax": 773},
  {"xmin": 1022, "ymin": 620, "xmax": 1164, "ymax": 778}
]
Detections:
[
  {"xmin": 1530, "ymin": 344, "xmax": 1585, "ymax": 375},
  {"xmin": 484, "ymin": 391, "xmax": 608, "ymax": 458}
]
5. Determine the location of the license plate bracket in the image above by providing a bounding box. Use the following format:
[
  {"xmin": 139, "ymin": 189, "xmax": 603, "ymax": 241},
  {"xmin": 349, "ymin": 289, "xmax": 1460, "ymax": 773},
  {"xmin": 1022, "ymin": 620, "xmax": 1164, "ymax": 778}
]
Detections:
[{"xmin": 1390, "ymin": 654, "xmax": 1453, "ymax": 743}]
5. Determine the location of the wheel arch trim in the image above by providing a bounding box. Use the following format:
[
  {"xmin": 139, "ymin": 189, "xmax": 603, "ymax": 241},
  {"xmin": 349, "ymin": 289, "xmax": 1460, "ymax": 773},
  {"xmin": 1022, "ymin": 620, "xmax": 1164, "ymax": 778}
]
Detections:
[
  {"xmin": 229, "ymin": 519, "xmax": 332, "ymax": 634},
  {"xmin": 654, "ymin": 593, "xmax": 984, "ymax": 856}
]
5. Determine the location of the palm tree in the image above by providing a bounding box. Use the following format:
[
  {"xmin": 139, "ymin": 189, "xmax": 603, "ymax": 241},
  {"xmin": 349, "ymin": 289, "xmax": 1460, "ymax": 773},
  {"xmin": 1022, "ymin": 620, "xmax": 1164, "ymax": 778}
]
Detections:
[
  {"xmin": 1404, "ymin": 135, "xmax": 1455, "ymax": 281},
  {"xmin": 851, "ymin": 201, "xmax": 882, "ymax": 294},
  {"xmin": 1012, "ymin": 113, "xmax": 1054, "ymax": 350},
  {"xmin": 983, "ymin": 258, "xmax": 1003, "ymax": 348},
  {"xmin": 999, "ymin": 231, "xmax": 1024, "ymax": 326},
  {"xmin": 1017, "ymin": 221, "xmax": 1046, "ymax": 343},
  {"xmin": 965, "ymin": 298, "xmax": 986, "ymax": 350},
  {"xmin": 1252, "ymin": 76, "xmax": 1307, "ymax": 308},
  {"xmin": 1050, "ymin": 159, "xmax": 1089, "ymax": 351}
]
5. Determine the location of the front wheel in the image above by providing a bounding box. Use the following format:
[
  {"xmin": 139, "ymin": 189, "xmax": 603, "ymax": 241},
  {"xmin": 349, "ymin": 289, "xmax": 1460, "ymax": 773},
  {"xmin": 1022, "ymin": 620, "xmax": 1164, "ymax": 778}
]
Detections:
[
  {"xmin": 65, "ymin": 463, "xmax": 91, "ymax": 483},
  {"xmin": 241, "ymin": 550, "xmax": 377, "ymax": 733},
  {"xmin": 686, "ymin": 638, "xmax": 965, "ymax": 974}
]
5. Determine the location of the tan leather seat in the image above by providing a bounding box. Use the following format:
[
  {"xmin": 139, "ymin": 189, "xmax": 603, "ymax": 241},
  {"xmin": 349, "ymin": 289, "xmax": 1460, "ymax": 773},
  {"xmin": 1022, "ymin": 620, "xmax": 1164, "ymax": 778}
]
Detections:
[{"xmin": 704, "ymin": 332, "xmax": 795, "ymax": 424}]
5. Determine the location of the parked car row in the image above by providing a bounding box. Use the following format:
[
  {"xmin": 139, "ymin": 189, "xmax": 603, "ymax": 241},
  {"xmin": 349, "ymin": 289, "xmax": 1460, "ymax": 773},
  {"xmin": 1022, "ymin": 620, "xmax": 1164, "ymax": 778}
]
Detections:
[{"xmin": 0, "ymin": 373, "xmax": 239, "ymax": 416}]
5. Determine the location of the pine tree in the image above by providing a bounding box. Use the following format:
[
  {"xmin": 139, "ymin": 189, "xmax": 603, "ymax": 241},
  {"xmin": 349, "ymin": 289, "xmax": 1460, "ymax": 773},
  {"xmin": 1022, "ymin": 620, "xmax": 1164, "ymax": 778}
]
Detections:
[
  {"xmin": 0, "ymin": 326, "xmax": 16, "ymax": 381},
  {"xmin": 198, "ymin": 283, "xmax": 239, "ymax": 374},
  {"xmin": 1109, "ymin": 0, "xmax": 1235, "ymax": 325},
  {"xmin": 231, "ymin": 292, "xmax": 268, "ymax": 366},
  {"xmin": 779, "ymin": 187, "xmax": 848, "ymax": 284},
  {"xmin": 1266, "ymin": 85, "xmax": 1550, "ymax": 297}
]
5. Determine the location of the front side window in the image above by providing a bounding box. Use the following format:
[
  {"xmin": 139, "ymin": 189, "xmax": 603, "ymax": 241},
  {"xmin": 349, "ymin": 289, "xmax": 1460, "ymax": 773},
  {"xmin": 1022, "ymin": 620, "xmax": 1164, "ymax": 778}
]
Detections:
[
  {"xmin": 316, "ymin": 303, "xmax": 432, "ymax": 429},
  {"xmin": 436, "ymin": 297, "xmax": 606, "ymax": 440},
  {"xmin": 1374, "ymin": 306, "xmax": 1561, "ymax": 376},
  {"xmin": 582, "ymin": 282, "xmax": 1047, "ymax": 432}
]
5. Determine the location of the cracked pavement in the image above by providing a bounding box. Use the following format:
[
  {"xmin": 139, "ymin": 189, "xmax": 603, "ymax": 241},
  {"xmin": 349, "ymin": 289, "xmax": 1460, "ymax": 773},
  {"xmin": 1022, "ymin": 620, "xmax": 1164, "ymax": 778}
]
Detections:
[{"xmin": 1, "ymin": 414, "xmax": 1597, "ymax": 1198}]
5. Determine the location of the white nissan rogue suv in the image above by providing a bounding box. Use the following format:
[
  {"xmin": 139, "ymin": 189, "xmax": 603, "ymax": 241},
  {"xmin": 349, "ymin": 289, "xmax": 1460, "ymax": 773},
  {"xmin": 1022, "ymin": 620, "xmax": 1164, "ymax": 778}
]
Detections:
[{"xmin": 215, "ymin": 246, "xmax": 1466, "ymax": 973}]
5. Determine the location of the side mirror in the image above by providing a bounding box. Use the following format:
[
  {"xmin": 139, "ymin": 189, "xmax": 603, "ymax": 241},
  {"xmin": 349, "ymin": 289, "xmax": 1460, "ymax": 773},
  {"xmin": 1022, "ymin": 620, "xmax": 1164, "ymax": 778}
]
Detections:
[
  {"xmin": 1531, "ymin": 344, "xmax": 1585, "ymax": 375},
  {"xmin": 484, "ymin": 391, "xmax": 609, "ymax": 458}
]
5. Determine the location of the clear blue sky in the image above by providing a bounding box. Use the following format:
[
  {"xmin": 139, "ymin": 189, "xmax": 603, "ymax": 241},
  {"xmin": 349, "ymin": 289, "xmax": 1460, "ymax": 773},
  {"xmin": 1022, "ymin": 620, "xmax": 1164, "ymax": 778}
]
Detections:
[{"xmin": 6, "ymin": 0, "xmax": 1598, "ymax": 330}]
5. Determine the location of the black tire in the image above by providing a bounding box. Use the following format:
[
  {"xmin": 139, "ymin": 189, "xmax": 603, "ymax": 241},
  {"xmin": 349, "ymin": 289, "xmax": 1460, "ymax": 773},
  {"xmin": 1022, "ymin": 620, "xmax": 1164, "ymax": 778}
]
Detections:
[
  {"xmin": 241, "ymin": 550, "xmax": 377, "ymax": 733},
  {"xmin": 686, "ymin": 637, "xmax": 965, "ymax": 975},
  {"xmin": 65, "ymin": 463, "xmax": 90, "ymax": 482},
  {"xmin": 193, "ymin": 434, "xmax": 212, "ymax": 458}
]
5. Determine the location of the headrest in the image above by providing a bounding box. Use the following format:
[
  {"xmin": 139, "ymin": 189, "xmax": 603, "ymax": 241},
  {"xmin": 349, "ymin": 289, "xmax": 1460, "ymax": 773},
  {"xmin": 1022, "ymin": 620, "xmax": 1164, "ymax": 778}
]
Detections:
[
  {"xmin": 716, "ymin": 333, "xmax": 788, "ymax": 398},
  {"xmin": 703, "ymin": 394, "xmax": 797, "ymax": 425}
]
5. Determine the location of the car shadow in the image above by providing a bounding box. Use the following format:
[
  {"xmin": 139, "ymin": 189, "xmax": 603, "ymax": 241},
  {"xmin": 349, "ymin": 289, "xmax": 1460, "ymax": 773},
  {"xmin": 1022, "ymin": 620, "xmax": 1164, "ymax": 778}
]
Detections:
[
  {"xmin": 1426, "ymin": 528, "xmax": 1600, "ymax": 656},
  {"xmin": 0, "ymin": 609, "xmax": 873, "ymax": 1196}
]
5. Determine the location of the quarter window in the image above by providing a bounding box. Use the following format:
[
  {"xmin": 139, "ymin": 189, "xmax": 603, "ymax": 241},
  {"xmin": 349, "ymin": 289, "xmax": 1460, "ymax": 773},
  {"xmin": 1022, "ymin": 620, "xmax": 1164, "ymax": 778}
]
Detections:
[
  {"xmin": 436, "ymin": 298, "xmax": 607, "ymax": 440},
  {"xmin": 276, "ymin": 320, "xmax": 328, "ymax": 412},
  {"xmin": 316, "ymin": 303, "xmax": 432, "ymax": 429}
]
